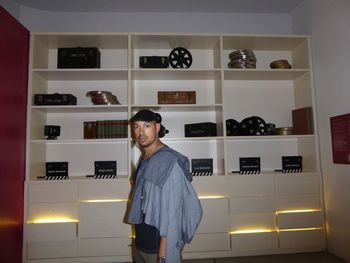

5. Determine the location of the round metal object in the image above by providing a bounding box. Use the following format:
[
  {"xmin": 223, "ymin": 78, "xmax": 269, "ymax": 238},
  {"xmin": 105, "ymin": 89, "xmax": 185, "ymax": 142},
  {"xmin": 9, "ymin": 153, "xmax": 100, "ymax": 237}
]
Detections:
[
  {"xmin": 276, "ymin": 127, "xmax": 293, "ymax": 135},
  {"xmin": 169, "ymin": 47, "xmax": 193, "ymax": 68}
]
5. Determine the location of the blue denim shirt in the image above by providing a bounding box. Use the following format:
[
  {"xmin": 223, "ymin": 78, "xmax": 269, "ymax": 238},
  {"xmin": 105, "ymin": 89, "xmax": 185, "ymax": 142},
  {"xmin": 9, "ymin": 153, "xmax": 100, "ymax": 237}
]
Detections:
[{"xmin": 127, "ymin": 146, "xmax": 203, "ymax": 263}]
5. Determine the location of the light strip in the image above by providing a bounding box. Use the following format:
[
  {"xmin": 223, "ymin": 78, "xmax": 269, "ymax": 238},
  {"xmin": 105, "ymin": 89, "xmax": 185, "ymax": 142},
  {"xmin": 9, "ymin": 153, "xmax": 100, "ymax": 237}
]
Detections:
[
  {"xmin": 28, "ymin": 218, "xmax": 79, "ymax": 224},
  {"xmin": 198, "ymin": 195, "xmax": 226, "ymax": 200},
  {"xmin": 230, "ymin": 229, "xmax": 275, "ymax": 234},
  {"xmin": 276, "ymin": 209, "xmax": 321, "ymax": 214},
  {"xmin": 278, "ymin": 227, "xmax": 322, "ymax": 232},
  {"xmin": 81, "ymin": 199, "xmax": 128, "ymax": 203}
]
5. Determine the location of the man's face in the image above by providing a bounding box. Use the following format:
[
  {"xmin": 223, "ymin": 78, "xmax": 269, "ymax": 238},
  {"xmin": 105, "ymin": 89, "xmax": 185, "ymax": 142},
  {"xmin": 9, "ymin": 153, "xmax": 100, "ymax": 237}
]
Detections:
[{"xmin": 132, "ymin": 121, "xmax": 160, "ymax": 148}]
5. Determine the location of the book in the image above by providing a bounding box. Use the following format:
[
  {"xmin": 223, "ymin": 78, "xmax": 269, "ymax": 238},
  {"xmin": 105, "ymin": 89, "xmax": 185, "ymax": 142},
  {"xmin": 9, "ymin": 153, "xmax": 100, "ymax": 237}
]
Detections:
[{"xmin": 292, "ymin": 107, "xmax": 314, "ymax": 135}]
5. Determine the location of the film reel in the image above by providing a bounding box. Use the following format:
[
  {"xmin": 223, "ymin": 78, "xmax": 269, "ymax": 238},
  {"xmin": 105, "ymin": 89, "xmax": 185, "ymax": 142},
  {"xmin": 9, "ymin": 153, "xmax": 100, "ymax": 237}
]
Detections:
[
  {"xmin": 239, "ymin": 116, "xmax": 267, "ymax": 135},
  {"xmin": 226, "ymin": 119, "xmax": 240, "ymax": 136},
  {"xmin": 169, "ymin": 47, "xmax": 193, "ymax": 68}
]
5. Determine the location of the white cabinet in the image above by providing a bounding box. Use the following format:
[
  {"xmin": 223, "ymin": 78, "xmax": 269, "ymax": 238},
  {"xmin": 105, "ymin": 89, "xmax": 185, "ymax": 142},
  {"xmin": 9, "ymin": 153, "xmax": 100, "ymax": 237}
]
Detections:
[{"xmin": 24, "ymin": 33, "xmax": 324, "ymax": 262}]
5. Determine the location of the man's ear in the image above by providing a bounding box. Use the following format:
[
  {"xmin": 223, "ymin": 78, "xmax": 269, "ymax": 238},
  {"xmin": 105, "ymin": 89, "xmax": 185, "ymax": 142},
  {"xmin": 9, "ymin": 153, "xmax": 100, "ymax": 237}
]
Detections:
[{"xmin": 156, "ymin": 122, "xmax": 161, "ymax": 133}]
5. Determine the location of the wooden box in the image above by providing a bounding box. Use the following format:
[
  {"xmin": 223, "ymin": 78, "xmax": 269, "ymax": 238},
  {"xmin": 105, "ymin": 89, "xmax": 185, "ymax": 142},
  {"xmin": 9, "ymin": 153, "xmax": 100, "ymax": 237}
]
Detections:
[{"xmin": 158, "ymin": 91, "xmax": 196, "ymax": 104}]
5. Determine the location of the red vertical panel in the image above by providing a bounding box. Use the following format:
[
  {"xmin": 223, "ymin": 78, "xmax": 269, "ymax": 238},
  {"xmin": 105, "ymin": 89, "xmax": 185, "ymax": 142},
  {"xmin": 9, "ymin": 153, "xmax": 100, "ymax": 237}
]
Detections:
[{"xmin": 0, "ymin": 6, "xmax": 29, "ymax": 263}]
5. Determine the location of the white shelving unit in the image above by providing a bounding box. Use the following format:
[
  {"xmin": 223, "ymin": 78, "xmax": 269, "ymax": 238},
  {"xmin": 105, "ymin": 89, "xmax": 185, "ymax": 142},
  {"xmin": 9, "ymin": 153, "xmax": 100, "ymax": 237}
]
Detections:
[{"xmin": 23, "ymin": 33, "xmax": 325, "ymax": 262}]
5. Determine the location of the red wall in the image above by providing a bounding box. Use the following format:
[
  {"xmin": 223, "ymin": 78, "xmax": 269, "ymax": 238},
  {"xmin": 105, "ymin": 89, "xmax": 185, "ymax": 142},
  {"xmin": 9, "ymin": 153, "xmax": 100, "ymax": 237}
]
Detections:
[{"xmin": 0, "ymin": 6, "xmax": 29, "ymax": 263}]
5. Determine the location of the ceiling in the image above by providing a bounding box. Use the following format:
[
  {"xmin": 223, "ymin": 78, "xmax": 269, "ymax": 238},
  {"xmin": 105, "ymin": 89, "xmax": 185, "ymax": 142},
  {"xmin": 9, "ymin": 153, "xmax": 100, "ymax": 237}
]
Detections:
[{"xmin": 16, "ymin": 0, "xmax": 303, "ymax": 13}]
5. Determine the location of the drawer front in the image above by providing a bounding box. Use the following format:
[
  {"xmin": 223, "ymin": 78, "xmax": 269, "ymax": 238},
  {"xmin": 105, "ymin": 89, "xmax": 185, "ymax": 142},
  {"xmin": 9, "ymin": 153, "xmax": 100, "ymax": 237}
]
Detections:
[
  {"xmin": 184, "ymin": 233, "xmax": 231, "ymax": 253},
  {"xmin": 79, "ymin": 179, "xmax": 131, "ymax": 201},
  {"xmin": 28, "ymin": 183, "xmax": 78, "ymax": 203},
  {"xmin": 279, "ymin": 229, "xmax": 325, "ymax": 249},
  {"xmin": 231, "ymin": 232, "xmax": 278, "ymax": 252},
  {"xmin": 27, "ymin": 240, "xmax": 78, "ymax": 259},
  {"xmin": 28, "ymin": 202, "xmax": 78, "ymax": 222},
  {"xmin": 197, "ymin": 198, "xmax": 229, "ymax": 233},
  {"xmin": 25, "ymin": 222, "xmax": 77, "ymax": 242},
  {"xmin": 230, "ymin": 196, "xmax": 275, "ymax": 214},
  {"xmin": 79, "ymin": 201, "xmax": 127, "ymax": 220},
  {"xmin": 228, "ymin": 175, "xmax": 274, "ymax": 196},
  {"xmin": 79, "ymin": 219, "xmax": 131, "ymax": 238},
  {"xmin": 277, "ymin": 211, "xmax": 324, "ymax": 229},
  {"xmin": 230, "ymin": 212, "xmax": 276, "ymax": 231},
  {"xmin": 275, "ymin": 175, "xmax": 319, "ymax": 194},
  {"xmin": 79, "ymin": 237, "xmax": 131, "ymax": 256}
]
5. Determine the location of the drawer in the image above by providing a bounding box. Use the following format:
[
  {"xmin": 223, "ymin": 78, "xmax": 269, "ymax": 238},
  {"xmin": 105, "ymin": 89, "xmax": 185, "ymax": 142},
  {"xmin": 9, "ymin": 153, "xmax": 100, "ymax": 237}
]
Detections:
[
  {"xmin": 279, "ymin": 229, "xmax": 325, "ymax": 249},
  {"xmin": 230, "ymin": 196, "xmax": 275, "ymax": 214},
  {"xmin": 184, "ymin": 233, "xmax": 231, "ymax": 253},
  {"xmin": 276, "ymin": 193, "xmax": 320, "ymax": 211},
  {"xmin": 275, "ymin": 175, "xmax": 319, "ymax": 194},
  {"xmin": 25, "ymin": 222, "xmax": 77, "ymax": 242},
  {"xmin": 228, "ymin": 175, "xmax": 274, "ymax": 196},
  {"xmin": 79, "ymin": 219, "xmax": 131, "ymax": 238},
  {"xmin": 197, "ymin": 198, "xmax": 229, "ymax": 233},
  {"xmin": 28, "ymin": 183, "xmax": 78, "ymax": 203},
  {"xmin": 27, "ymin": 240, "xmax": 78, "ymax": 259},
  {"xmin": 277, "ymin": 211, "xmax": 324, "ymax": 229},
  {"xmin": 231, "ymin": 232, "xmax": 278, "ymax": 252},
  {"xmin": 230, "ymin": 212, "xmax": 276, "ymax": 231},
  {"xmin": 192, "ymin": 176, "xmax": 228, "ymax": 196},
  {"xmin": 79, "ymin": 179, "xmax": 131, "ymax": 201},
  {"xmin": 79, "ymin": 201, "xmax": 127, "ymax": 220},
  {"xmin": 27, "ymin": 202, "xmax": 78, "ymax": 222},
  {"xmin": 79, "ymin": 237, "xmax": 131, "ymax": 256}
]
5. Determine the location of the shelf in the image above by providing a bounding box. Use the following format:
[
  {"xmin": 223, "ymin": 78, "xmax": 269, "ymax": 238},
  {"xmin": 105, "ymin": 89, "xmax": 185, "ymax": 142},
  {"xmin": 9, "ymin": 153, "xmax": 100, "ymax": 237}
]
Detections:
[
  {"xmin": 131, "ymin": 104, "xmax": 223, "ymax": 112},
  {"xmin": 131, "ymin": 68, "xmax": 221, "ymax": 80},
  {"xmin": 161, "ymin": 136, "xmax": 224, "ymax": 142},
  {"xmin": 31, "ymin": 105, "xmax": 128, "ymax": 113},
  {"xmin": 30, "ymin": 138, "xmax": 129, "ymax": 144},
  {"xmin": 224, "ymin": 69, "xmax": 309, "ymax": 80},
  {"xmin": 225, "ymin": 135, "xmax": 315, "ymax": 141},
  {"xmin": 32, "ymin": 68, "xmax": 128, "ymax": 80},
  {"xmin": 227, "ymin": 171, "xmax": 319, "ymax": 177}
]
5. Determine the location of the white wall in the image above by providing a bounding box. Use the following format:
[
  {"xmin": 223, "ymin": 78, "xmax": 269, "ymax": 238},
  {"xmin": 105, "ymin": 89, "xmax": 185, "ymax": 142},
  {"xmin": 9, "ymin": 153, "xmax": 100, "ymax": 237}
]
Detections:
[
  {"xmin": 18, "ymin": 5, "xmax": 293, "ymax": 34},
  {"xmin": 292, "ymin": 1, "xmax": 350, "ymax": 262}
]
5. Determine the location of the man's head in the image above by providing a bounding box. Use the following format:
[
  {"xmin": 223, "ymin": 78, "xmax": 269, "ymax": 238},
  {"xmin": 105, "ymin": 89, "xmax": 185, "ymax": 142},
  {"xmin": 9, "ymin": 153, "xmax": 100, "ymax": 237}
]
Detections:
[{"xmin": 130, "ymin": 109, "xmax": 162, "ymax": 148}]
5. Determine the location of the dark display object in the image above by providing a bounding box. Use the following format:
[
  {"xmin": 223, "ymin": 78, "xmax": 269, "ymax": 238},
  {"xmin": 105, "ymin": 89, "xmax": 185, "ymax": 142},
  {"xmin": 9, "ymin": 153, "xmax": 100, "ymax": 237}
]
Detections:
[
  {"xmin": 94, "ymin": 161, "xmax": 117, "ymax": 179},
  {"xmin": 239, "ymin": 116, "xmax": 266, "ymax": 136},
  {"xmin": 191, "ymin": 158, "xmax": 213, "ymax": 176},
  {"xmin": 282, "ymin": 156, "xmax": 303, "ymax": 173},
  {"xmin": 169, "ymin": 47, "xmax": 192, "ymax": 68},
  {"xmin": 34, "ymin": 93, "xmax": 77, "ymax": 105},
  {"xmin": 139, "ymin": 56, "xmax": 169, "ymax": 68},
  {"xmin": 239, "ymin": 157, "xmax": 260, "ymax": 174},
  {"xmin": 57, "ymin": 47, "xmax": 101, "ymax": 68},
  {"xmin": 45, "ymin": 162, "xmax": 68, "ymax": 179},
  {"xmin": 226, "ymin": 119, "xmax": 240, "ymax": 136},
  {"xmin": 44, "ymin": 125, "xmax": 61, "ymax": 140},
  {"xmin": 184, "ymin": 122, "xmax": 217, "ymax": 137}
]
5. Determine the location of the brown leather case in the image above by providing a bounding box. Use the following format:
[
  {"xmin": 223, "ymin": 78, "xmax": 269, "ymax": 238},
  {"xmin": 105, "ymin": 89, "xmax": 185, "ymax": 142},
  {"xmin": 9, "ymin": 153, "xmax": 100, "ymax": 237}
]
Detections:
[{"xmin": 158, "ymin": 91, "xmax": 196, "ymax": 104}]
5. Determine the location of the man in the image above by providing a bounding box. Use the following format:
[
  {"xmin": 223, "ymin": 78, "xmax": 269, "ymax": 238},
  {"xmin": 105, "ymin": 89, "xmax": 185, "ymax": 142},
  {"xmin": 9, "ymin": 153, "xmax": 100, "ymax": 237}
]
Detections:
[{"xmin": 127, "ymin": 109, "xmax": 202, "ymax": 263}]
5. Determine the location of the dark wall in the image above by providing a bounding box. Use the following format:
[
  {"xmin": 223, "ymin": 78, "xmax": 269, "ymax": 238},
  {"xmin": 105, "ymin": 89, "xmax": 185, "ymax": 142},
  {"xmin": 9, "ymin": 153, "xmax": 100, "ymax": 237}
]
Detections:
[{"xmin": 0, "ymin": 5, "xmax": 29, "ymax": 263}]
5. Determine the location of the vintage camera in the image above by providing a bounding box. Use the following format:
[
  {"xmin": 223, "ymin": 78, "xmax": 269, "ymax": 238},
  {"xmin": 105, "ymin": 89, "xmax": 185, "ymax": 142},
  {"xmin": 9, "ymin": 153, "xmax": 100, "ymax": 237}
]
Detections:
[{"xmin": 44, "ymin": 125, "xmax": 61, "ymax": 140}]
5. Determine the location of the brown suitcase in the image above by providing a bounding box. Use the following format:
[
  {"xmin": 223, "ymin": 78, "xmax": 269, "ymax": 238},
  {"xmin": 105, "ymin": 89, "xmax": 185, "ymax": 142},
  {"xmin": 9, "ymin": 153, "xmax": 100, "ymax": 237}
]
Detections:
[{"xmin": 158, "ymin": 91, "xmax": 196, "ymax": 104}]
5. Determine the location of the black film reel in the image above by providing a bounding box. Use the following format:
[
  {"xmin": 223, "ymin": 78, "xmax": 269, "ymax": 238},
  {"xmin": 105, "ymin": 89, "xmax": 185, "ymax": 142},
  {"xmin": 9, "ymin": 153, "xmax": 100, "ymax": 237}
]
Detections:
[
  {"xmin": 226, "ymin": 119, "xmax": 240, "ymax": 136},
  {"xmin": 239, "ymin": 116, "xmax": 267, "ymax": 135},
  {"xmin": 169, "ymin": 47, "xmax": 193, "ymax": 68}
]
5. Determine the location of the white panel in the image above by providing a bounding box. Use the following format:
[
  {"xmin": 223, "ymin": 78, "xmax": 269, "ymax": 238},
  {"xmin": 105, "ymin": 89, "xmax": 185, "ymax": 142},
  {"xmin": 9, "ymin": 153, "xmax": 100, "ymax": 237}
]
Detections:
[
  {"xmin": 230, "ymin": 213, "xmax": 276, "ymax": 230},
  {"xmin": 25, "ymin": 222, "xmax": 77, "ymax": 242},
  {"xmin": 28, "ymin": 203, "xmax": 78, "ymax": 221},
  {"xmin": 28, "ymin": 183, "xmax": 78, "ymax": 203},
  {"xmin": 79, "ymin": 179, "xmax": 131, "ymax": 200},
  {"xmin": 192, "ymin": 176, "xmax": 228, "ymax": 196},
  {"xmin": 231, "ymin": 232, "xmax": 278, "ymax": 251},
  {"xmin": 228, "ymin": 175, "xmax": 274, "ymax": 196},
  {"xmin": 196, "ymin": 198, "xmax": 229, "ymax": 234},
  {"xmin": 79, "ymin": 237, "xmax": 131, "ymax": 256},
  {"xmin": 278, "ymin": 211, "xmax": 324, "ymax": 229},
  {"xmin": 230, "ymin": 196, "xmax": 275, "ymax": 214},
  {"xmin": 27, "ymin": 240, "xmax": 78, "ymax": 259},
  {"xmin": 275, "ymin": 175, "xmax": 319, "ymax": 194},
  {"xmin": 183, "ymin": 233, "xmax": 231, "ymax": 253},
  {"xmin": 276, "ymin": 193, "xmax": 320, "ymax": 211},
  {"xmin": 79, "ymin": 219, "xmax": 131, "ymax": 238},
  {"xmin": 79, "ymin": 201, "xmax": 127, "ymax": 220},
  {"xmin": 279, "ymin": 229, "xmax": 325, "ymax": 249}
]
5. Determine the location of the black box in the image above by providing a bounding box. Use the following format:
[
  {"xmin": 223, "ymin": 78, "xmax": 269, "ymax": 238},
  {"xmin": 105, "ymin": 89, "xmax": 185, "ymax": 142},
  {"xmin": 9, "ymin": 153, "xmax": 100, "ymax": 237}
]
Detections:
[
  {"xmin": 191, "ymin": 158, "xmax": 213, "ymax": 176},
  {"xmin": 58, "ymin": 47, "xmax": 101, "ymax": 68},
  {"xmin": 139, "ymin": 56, "xmax": 169, "ymax": 68},
  {"xmin": 185, "ymin": 122, "xmax": 217, "ymax": 137},
  {"xmin": 94, "ymin": 161, "xmax": 117, "ymax": 178},
  {"xmin": 46, "ymin": 162, "xmax": 68, "ymax": 177},
  {"xmin": 34, "ymin": 93, "xmax": 77, "ymax": 105}
]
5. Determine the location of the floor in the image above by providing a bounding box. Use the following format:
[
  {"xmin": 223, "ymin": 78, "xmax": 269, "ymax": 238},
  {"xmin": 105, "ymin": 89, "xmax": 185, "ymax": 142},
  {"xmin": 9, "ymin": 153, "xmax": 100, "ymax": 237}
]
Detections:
[{"xmin": 182, "ymin": 252, "xmax": 346, "ymax": 263}]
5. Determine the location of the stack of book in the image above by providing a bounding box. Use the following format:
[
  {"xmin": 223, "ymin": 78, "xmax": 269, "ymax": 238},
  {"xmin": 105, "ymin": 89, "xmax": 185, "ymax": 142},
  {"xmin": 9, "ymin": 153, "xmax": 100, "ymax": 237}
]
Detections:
[{"xmin": 84, "ymin": 120, "xmax": 128, "ymax": 139}]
